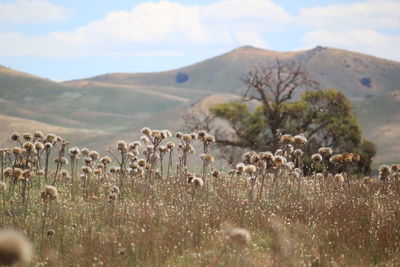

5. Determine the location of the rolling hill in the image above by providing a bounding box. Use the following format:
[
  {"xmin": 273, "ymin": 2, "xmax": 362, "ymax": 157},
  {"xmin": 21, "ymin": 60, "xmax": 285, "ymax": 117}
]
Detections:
[{"xmin": 1, "ymin": 46, "xmax": 399, "ymax": 164}]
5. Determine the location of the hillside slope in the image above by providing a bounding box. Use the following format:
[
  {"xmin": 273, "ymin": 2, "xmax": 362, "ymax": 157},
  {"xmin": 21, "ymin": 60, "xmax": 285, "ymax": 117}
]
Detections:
[{"xmin": 78, "ymin": 46, "xmax": 400, "ymax": 98}]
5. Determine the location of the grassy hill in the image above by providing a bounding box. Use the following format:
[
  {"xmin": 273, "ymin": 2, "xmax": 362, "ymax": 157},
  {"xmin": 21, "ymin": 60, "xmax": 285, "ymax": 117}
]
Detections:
[
  {"xmin": 79, "ymin": 46, "xmax": 400, "ymax": 98},
  {"xmin": 1, "ymin": 46, "xmax": 399, "ymax": 164}
]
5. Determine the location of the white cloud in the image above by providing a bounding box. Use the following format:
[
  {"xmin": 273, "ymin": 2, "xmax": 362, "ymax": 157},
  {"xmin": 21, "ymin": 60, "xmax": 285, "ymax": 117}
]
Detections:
[
  {"xmin": 0, "ymin": 0, "xmax": 293, "ymax": 57},
  {"xmin": 302, "ymin": 30, "xmax": 400, "ymax": 60},
  {"xmin": 0, "ymin": 0, "xmax": 72, "ymax": 24},
  {"xmin": 298, "ymin": 0, "xmax": 400, "ymax": 31}
]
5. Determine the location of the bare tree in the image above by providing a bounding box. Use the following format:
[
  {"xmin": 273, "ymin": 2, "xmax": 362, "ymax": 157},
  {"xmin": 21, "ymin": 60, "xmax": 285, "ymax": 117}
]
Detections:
[{"xmin": 242, "ymin": 59, "xmax": 319, "ymax": 144}]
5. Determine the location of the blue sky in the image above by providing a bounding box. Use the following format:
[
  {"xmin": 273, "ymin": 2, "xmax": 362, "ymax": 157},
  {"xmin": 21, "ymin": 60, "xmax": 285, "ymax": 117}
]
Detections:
[{"xmin": 0, "ymin": 0, "xmax": 399, "ymax": 81}]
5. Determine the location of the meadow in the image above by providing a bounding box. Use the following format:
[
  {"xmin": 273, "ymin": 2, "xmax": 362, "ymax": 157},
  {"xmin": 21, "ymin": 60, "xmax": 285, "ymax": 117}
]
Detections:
[{"xmin": 0, "ymin": 129, "xmax": 399, "ymax": 266}]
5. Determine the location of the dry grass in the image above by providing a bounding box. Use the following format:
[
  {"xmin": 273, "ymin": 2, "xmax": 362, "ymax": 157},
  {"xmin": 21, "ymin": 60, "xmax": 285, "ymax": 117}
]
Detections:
[{"xmin": 0, "ymin": 130, "xmax": 399, "ymax": 266}]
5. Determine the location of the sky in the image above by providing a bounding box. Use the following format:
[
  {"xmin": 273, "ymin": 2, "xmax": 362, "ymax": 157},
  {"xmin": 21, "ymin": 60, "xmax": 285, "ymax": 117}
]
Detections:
[{"xmin": 0, "ymin": 0, "xmax": 399, "ymax": 81}]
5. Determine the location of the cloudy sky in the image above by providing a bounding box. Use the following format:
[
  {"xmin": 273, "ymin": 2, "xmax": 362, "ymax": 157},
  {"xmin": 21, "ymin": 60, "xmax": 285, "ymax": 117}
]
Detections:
[{"xmin": 0, "ymin": 0, "xmax": 399, "ymax": 80}]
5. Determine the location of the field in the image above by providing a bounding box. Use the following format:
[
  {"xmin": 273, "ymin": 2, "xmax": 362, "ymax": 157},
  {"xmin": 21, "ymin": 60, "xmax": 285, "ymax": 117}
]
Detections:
[{"xmin": 0, "ymin": 129, "xmax": 400, "ymax": 266}]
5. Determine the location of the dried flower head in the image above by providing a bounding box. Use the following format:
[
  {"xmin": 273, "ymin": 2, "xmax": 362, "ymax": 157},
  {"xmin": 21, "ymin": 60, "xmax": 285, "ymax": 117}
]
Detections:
[
  {"xmin": 274, "ymin": 149, "xmax": 284, "ymax": 156},
  {"xmin": 0, "ymin": 181, "xmax": 6, "ymax": 191},
  {"xmin": 329, "ymin": 154, "xmax": 342, "ymax": 164},
  {"xmin": 10, "ymin": 132, "xmax": 20, "ymax": 141},
  {"xmin": 0, "ymin": 229, "xmax": 33, "ymax": 265},
  {"xmin": 244, "ymin": 165, "xmax": 257, "ymax": 175},
  {"xmin": 236, "ymin": 163, "xmax": 245, "ymax": 173},
  {"xmin": 89, "ymin": 151, "xmax": 100, "ymax": 160},
  {"xmin": 22, "ymin": 133, "xmax": 33, "ymax": 141},
  {"xmin": 100, "ymin": 156, "xmax": 112, "ymax": 165},
  {"xmin": 334, "ymin": 173, "xmax": 345, "ymax": 184},
  {"xmin": 273, "ymin": 155, "xmax": 286, "ymax": 167},
  {"xmin": 311, "ymin": 153, "xmax": 323, "ymax": 163},
  {"xmin": 81, "ymin": 147, "xmax": 90, "ymax": 156},
  {"xmin": 293, "ymin": 134, "xmax": 307, "ymax": 145},
  {"xmin": 191, "ymin": 177, "xmax": 204, "ymax": 187},
  {"xmin": 379, "ymin": 165, "xmax": 390, "ymax": 177},
  {"xmin": 40, "ymin": 185, "xmax": 58, "ymax": 200},
  {"xmin": 281, "ymin": 134, "xmax": 294, "ymax": 143},
  {"xmin": 34, "ymin": 142, "xmax": 44, "ymax": 151},
  {"xmin": 138, "ymin": 159, "xmax": 147, "ymax": 167},
  {"xmin": 182, "ymin": 134, "xmax": 192, "ymax": 143},
  {"xmin": 116, "ymin": 140, "xmax": 128, "ymax": 151},
  {"xmin": 81, "ymin": 166, "xmax": 92, "ymax": 174},
  {"xmin": 141, "ymin": 127, "xmax": 152, "ymax": 136},
  {"xmin": 34, "ymin": 131, "xmax": 44, "ymax": 140},
  {"xmin": 45, "ymin": 133, "xmax": 57, "ymax": 143},
  {"xmin": 318, "ymin": 147, "xmax": 333, "ymax": 156},
  {"xmin": 228, "ymin": 228, "xmax": 251, "ymax": 247},
  {"xmin": 200, "ymin": 154, "xmax": 214, "ymax": 164},
  {"xmin": 294, "ymin": 149, "xmax": 303, "ymax": 158}
]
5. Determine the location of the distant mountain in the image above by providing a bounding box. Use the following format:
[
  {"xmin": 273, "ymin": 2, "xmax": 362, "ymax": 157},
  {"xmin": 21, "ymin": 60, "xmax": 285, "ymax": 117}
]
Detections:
[
  {"xmin": 1, "ymin": 46, "xmax": 399, "ymax": 164},
  {"xmin": 75, "ymin": 46, "xmax": 400, "ymax": 99}
]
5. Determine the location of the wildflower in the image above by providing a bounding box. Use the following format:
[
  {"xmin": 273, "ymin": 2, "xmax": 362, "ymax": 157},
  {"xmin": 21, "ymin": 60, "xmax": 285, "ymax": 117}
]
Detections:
[
  {"xmin": 191, "ymin": 177, "xmax": 204, "ymax": 187},
  {"xmin": 140, "ymin": 135, "xmax": 150, "ymax": 144},
  {"xmin": 175, "ymin": 132, "xmax": 183, "ymax": 139},
  {"xmin": 81, "ymin": 147, "xmax": 90, "ymax": 156},
  {"xmin": 0, "ymin": 181, "xmax": 6, "ymax": 191},
  {"xmin": 341, "ymin": 152, "xmax": 354, "ymax": 162},
  {"xmin": 280, "ymin": 134, "xmax": 294, "ymax": 143},
  {"xmin": 293, "ymin": 134, "xmax": 307, "ymax": 145},
  {"xmin": 100, "ymin": 156, "xmax": 112, "ymax": 165},
  {"xmin": 228, "ymin": 228, "xmax": 251, "ymax": 247},
  {"xmin": 22, "ymin": 170, "xmax": 31, "ymax": 180},
  {"xmin": 81, "ymin": 166, "xmax": 92, "ymax": 174},
  {"xmin": 89, "ymin": 151, "xmax": 100, "ymax": 160},
  {"xmin": 294, "ymin": 149, "xmax": 303, "ymax": 157},
  {"xmin": 329, "ymin": 154, "xmax": 342, "ymax": 164},
  {"xmin": 138, "ymin": 159, "xmax": 146, "ymax": 167},
  {"xmin": 391, "ymin": 164, "xmax": 399, "ymax": 173},
  {"xmin": 11, "ymin": 147, "xmax": 23, "ymax": 154},
  {"xmin": 93, "ymin": 169, "xmax": 102, "ymax": 176},
  {"xmin": 190, "ymin": 133, "xmax": 197, "ymax": 140},
  {"xmin": 54, "ymin": 157, "xmax": 68, "ymax": 165},
  {"xmin": 273, "ymin": 156, "xmax": 286, "ymax": 167},
  {"xmin": 334, "ymin": 174, "xmax": 345, "ymax": 184},
  {"xmin": 236, "ymin": 163, "xmax": 245, "ymax": 173},
  {"xmin": 13, "ymin": 168, "xmax": 23, "ymax": 179},
  {"xmin": 315, "ymin": 173, "xmax": 324, "ymax": 180},
  {"xmin": 250, "ymin": 154, "xmax": 260, "ymax": 164},
  {"xmin": 0, "ymin": 229, "xmax": 33, "ymax": 265},
  {"xmin": 379, "ymin": 165, "xmax": 390, "ymax": 177},
  {"xmin": 141, "ymin": 127, "xmax": 152, "ymax": 136},
  {"xmin": 22, "ymin": 133, "xmax": 33, "ymax": 141},
  {"xmin": 34, "ymin": 142, "xmax": 44, "ymax": 151},
  {"xmin": 45, "ymin": 133, "xmax": 57, "ymax": 143},
  {"xmin": 182, "ymin": 134, "xmax": 192, "ymax": 143},
  {"xmin": 47, "ymin": 229, "xmax": 55, "ymax": 237},
  {"xmin": 44, "ymin": 142, "xmax": 52, "ymax": 149},
  {"xmin": 275, "ymin": 149, "xmax": 284, "ymax": 156},
  {"xmin": 34, "ymin": 131, "xmax": 44, "ymax": 140},
  {"xmin": 116, "ymin": 140, "xmax": 128, "ymax": 151},
  {"xmin": 10, "ymin": 132, "xmax": 20, "ymax": 141},
  {"xmin": 311, "ymin": 153, "xmax": 323, "ymax": 163},
  {"xmin": 200, "ymin": 154, "xmax": 214, "ymax": 164},
  {"xmin": 3, "ymin": 168, "xmax": 12, "ymax": 177},
  {"xmin": 212, "ymin": 170, "xmax": 220, "ymax": 178},
  {"xmin": 40, "ymin": 185, "xmax": 58, "ymax": 200},
  {"xmin": 318, "ymin": 147, "xmax": 333, "ymax": 156},
  {"xmin": 161, "ymin": 129, "xmax": 172, "ymax": 138},
  {"xmin": 60, "ymin": 170, "xmax": 70, "ymax": 179},
  {"xmin": 204, "ymin": 135, "xmax": 215, "ymax": 143},
  {"xmin": 166, "ymin": 142, "xmax": 175, "ymax": 150},
  {"xmin": 68, "ymin": 147, "xmax": 80, "ymax": 156},
  {"xmin": 110, "ymin": 185, "xmax": 120, "ymax": 195},
  {"xmin": 244, "ymin": 165, "xmax": 257, "ymax": 175},
  {"xmin": 37, "ymin": 170, "xmax": 45, "ymax": 176}
]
